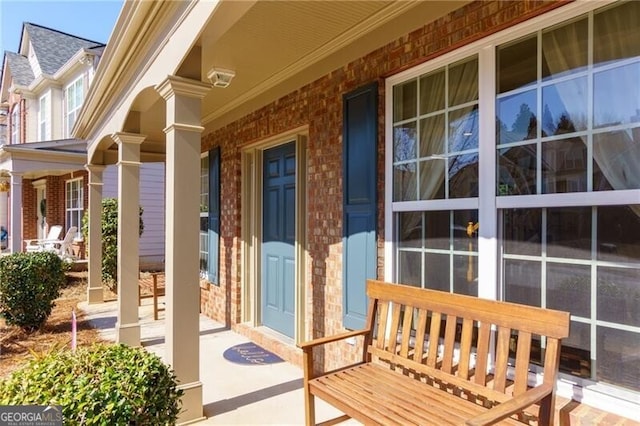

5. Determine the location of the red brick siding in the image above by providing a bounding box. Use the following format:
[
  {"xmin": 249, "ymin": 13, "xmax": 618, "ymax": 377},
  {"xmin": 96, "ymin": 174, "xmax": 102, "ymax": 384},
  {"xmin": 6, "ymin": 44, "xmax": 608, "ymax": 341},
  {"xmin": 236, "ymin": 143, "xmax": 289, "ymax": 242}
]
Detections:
[
  {"xmin": 22, "ymin": 179, "xmax": 37, "ymax": 241},
  {"xmin": 21, "ymin": 172, "xmax": 87, "ymax": 250},
  {"xmin": 199, "ymin": 0, "xmax": 564, "ymax": 369}
]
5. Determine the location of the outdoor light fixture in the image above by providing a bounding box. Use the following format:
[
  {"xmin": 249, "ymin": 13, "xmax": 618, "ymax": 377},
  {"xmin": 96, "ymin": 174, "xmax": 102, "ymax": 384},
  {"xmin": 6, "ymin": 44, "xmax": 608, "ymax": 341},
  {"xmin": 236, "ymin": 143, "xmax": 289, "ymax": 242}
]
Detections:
[{"xmin": 207, "ymin": 68, "xmax": 235, "ymax": 88}]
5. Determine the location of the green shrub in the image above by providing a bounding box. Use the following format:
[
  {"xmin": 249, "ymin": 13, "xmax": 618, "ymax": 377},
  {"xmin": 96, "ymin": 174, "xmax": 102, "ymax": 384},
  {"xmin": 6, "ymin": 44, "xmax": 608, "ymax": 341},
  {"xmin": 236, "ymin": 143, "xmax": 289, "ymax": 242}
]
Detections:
[
  {"xmin": 81, "ymin": 198, "xmax": 144, "ymax": 293},
  {"xmin": 0, "ymin": 252, "xmax": 66, "ymax": 331},
  {"xmin": 0, "ymin": 344, "xmax": 183, "ymax": 425}
]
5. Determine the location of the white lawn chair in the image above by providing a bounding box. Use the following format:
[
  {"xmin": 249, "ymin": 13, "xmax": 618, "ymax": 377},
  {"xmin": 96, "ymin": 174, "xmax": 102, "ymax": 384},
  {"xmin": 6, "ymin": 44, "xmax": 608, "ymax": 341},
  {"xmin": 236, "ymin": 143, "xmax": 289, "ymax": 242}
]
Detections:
[
  {"xmin": 45, "ymin": 226, "xmax": 78, "ymax": 260},
  {"xmin": 25, "ymin": 225, "xmax": 63, "ymax": 252}
]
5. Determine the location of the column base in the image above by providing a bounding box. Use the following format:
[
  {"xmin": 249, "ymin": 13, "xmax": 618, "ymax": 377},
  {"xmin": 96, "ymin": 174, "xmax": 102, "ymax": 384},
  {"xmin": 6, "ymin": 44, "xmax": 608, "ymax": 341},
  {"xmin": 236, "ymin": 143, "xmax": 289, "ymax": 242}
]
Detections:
[
  {"xmin": 176, "ymin": 381, "xmax": 204, "ymax": 425},
  {"xmin": 87, "ymin": 286, "xmax": 104, "ymax": 304},
  {"xmin": 115, "ymin": 321, "xmax": 141, "ymax": 346}
]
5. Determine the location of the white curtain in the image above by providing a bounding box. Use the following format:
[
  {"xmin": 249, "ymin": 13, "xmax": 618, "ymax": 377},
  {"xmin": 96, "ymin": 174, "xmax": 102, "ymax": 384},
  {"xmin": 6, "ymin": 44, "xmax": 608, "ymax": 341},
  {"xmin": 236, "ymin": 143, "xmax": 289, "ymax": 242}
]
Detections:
[
  {"xmin": 398, "ymin": 59, "xmax": 478, "ymax": 241},
  {"xmin": 542, "ymin": 5, "xmax": 640, "ymax": 214}
]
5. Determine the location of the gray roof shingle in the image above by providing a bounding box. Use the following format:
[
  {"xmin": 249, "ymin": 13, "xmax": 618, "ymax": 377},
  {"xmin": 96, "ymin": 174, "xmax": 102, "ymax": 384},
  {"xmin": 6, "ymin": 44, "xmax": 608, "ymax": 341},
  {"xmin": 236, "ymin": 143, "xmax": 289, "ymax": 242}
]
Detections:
[
  {"xmin": 5, "ymin": 51, "xmax": 35, "ymax": 86},
  {"xmin": 24, "ymin": 22, "xmax": 105, "ymax": 76}
]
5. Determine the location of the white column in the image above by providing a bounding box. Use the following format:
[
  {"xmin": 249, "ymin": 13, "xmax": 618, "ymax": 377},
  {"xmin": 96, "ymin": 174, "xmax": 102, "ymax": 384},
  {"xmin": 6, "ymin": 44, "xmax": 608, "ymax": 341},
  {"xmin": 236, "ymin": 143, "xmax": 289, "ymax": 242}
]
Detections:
[
  {"xmin": 9, "ymin": 172, "xmax": 23, "ymax": 253},
  {"xmin": 85, "ymin": 164, "xmax": 105, "ymax": 304},
  {"xmin": 156, "ymin": 75, "xmax": 210, "ymax": 425},
  {"xmin": 113, "ymin": 132, "xmax": 145, "ymax": 346}
]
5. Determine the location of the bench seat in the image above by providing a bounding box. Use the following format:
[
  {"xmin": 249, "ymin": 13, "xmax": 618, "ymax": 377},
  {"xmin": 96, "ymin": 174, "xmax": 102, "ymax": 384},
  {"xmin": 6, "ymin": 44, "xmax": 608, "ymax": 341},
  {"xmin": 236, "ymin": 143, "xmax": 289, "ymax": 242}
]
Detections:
[{"xmin": 311, "ymin": 363, "xmax": 528, "ymax": 426}]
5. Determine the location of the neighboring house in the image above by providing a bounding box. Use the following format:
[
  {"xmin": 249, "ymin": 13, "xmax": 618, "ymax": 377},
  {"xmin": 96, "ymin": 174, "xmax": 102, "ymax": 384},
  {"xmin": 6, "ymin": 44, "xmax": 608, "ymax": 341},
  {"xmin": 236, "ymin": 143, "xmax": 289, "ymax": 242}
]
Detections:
[
  {"xmin": 0, "ymin": 23, "xmax": 164, "ymax": 263},
  {"xmin": 74, "ymin": 1, "xmax": 639, "ymax": 423}
]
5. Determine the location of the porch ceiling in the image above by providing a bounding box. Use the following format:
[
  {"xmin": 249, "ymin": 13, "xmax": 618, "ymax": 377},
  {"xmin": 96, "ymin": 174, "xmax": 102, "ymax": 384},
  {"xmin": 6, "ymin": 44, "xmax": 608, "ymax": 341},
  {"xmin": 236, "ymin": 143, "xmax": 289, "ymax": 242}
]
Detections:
[
  {"xmin": 80, "ymin": 0, "xmax": 470, "ymax": 162},
  {"xmin": 197, "ymin": 0, "xmax": 469, "ymax": 132}
]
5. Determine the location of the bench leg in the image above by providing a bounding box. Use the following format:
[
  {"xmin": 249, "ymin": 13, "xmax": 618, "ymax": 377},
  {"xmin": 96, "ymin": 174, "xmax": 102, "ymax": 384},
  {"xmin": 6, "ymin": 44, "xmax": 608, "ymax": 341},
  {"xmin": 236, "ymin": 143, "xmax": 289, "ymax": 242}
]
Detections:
[
  {"xmin": 302, "ymin": 350, "xmax": 316, "ymax": 426},
  {"xmin": 153, "ymin": 274, "xmax": 159, "ymax": 321},
  {"xmin": 304, "ymin": 388, "xmax": 316, "ymax": 426}
]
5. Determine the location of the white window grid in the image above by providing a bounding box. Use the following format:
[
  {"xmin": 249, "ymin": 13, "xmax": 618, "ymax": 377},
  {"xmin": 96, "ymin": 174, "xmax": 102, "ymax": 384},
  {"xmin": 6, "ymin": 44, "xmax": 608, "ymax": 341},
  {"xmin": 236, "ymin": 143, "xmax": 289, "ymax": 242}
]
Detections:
[
  {"xmin": 65, "ymin": 178, "xmax": 83, "ymax": 239},
  {"xmin": 65, "ymin": 77, "xmax": 84, "ymax": 137}
]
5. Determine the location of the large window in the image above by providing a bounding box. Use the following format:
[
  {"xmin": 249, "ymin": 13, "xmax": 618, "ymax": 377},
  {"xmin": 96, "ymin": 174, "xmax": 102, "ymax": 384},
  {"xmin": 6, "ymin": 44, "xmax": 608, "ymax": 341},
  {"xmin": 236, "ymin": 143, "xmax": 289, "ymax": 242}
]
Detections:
[
  {"xmin": 39, "ymin": 93, "xmax": 50, "ymax": 140},
  {"xmin": 387, "ymin": 0, "xmax": 640, "ymax": 404},
  {"xmin": 393, "ymin": 55, "xmax": 480, "ymax": 295},
  {"xmin": 66, "ymin": 179, "xmax": 83, "ymax": 239},
  {"xmin": 11, "ymin": 105, "xmax": 20, "ymax": 144},
  {"xmin": 65, "ymin": 77, "xmax": 84, "ymax": 137}
]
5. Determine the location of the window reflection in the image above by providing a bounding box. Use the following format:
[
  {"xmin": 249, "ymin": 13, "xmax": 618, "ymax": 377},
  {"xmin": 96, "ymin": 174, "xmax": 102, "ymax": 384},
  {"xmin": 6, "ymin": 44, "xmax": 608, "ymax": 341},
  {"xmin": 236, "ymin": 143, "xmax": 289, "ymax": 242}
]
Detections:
[
  {"xmin": 542, "ymin": 138, "xmax": 587, "ymax": 193},
  {"xmin": 597, "ymin": 326, "xmax": 640, "ymax": 390},
  {"xmin": 419, "ymin": 159, "xmax": 445, "ymax": 200},
  {"xmin": 594, "ymin": 62, "xmax": 640, "ymax": 128},
  {"xmin": 393, "ymin": 80, "xmax": 417, "ymax": 121},
  {"xmin": 497, "ymin": 90, "xmax": 537, "ymax": 144},
  {"xmin": 597, "ymin": 205, "xmax": 640, "ymax": 262},
  {"xmin": 497, "ymin": 144, "xmax": 537, "ymax": 196},
  {"xmin": 504, "ymin": 259, "xmax": 541, "ymax": 307},
  {"xmin": 542, "ymin": 78, "xmax": 588, "ymax": 135},
  {"xmin": 502, "ymin": 208, "xmax": 541, "ymax": 256},
  {"xmin": 542, "ymin": 18, "xmax": 588, "ymax": 80},
  {"xmin": 419, "ymin": 70, "xmax": 445, "ymax": 114},
  {"xmin": 547, "ymin": 263, "xmax": 591, "ymax": 318},
  {"xmin": 593, "ymin": 129, "xmax": 640, "ymax": 192},
  {"xmin": 419, "ymin": 114, "xmax": 445, "ymax": 157},
  {"xmin": 395, "ymin": 210, "xmax": 478, "ymax": 295},
  {"xmin": 449, "ymin": 58, "xmax": 478, "ymax": 106},
  {"xmin": 393, "ymin": 163, "xmax": 417, "ymax": 201},
  {"xmin": 449, "ymin": 105, "xmax": 479, "ymax": 152},
  {"xmin": 398, "ymin": 212, "xmax": 422, "ymax": 249},
  {"xmin": 497, "ymin": 35, "xmax": 537, "ymax": 94},
  {"xmin": 547, "ymin": 207, "xmax": 591, "ymax": 259},
  {"xmin": 449, "ymin": 153, "xmax": 478, "ymax": 198},
  {"xmin": 597, "ymin": 267, "xmax": 640, "ymax": 327},
  {"xmin": 393, "ymin": 123, "xmax": 417, "ymax": 162}
]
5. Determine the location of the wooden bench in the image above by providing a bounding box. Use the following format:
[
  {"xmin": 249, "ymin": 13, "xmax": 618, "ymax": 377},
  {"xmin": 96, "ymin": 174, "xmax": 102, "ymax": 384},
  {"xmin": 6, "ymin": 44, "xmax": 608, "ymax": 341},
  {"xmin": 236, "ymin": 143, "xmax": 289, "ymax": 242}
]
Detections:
[
  {"xmin": 299, "ymin": 280, "xmax": 570, "ymax": 426},
  {"xmin": 138, "ymin": 272, "xmax": 165, "ymax": 320}
]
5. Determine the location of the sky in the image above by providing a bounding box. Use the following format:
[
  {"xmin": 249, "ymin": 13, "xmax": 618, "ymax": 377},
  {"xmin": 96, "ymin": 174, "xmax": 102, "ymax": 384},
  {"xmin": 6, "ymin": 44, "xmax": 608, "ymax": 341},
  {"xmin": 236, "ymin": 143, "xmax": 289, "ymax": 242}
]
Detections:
[{"xmin": 0, "ymin": 0, "xmax": 124, "ymax": 55}]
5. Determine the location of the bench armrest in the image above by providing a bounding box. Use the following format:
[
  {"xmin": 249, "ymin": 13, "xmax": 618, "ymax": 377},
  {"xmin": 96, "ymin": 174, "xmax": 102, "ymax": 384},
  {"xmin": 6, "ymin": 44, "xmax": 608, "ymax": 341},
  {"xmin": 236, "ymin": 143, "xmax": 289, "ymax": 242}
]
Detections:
[
  {"xmin": 297, "ymin": 328, "xmax": 371, "ymax": 352},
  {"xmin": 466, "ymin": 383, "xmax": 554, "ymax": 426}
]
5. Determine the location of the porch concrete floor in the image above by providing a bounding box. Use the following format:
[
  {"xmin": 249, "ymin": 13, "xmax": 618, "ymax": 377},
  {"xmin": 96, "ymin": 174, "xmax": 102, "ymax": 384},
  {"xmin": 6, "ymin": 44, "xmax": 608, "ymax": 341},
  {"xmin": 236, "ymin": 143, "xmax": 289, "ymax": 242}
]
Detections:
[
  {"xmin": 78, "ymin": 297, "xmax": 358, "ymax": 425},
  {"xmin": 79, "ymin": 296, "xmax": 640, "ymax": 426}
]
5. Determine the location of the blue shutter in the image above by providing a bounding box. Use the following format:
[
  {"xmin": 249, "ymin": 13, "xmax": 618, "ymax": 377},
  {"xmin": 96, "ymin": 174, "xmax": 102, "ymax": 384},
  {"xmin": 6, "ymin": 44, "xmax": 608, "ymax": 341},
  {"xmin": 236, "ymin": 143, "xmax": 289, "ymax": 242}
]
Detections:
[
  {"xmin": 343, "ymin": 83, "xmax": 378, "ymax": 330},
  {"xmin": 208, "ymin": 147, "xmax": 221, "ymax": 284}
]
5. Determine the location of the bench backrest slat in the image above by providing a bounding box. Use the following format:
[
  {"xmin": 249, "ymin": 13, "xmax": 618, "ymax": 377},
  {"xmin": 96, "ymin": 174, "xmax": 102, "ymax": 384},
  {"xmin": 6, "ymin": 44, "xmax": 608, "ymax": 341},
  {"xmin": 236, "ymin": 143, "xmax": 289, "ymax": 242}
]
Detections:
[
  {"xmin": 458, "ymin": 317, "xmax": 474, "ymax": 380},
  {"xmin": 494, "ymin": 326, "xmax": 511, "ymax": 393},
  {"xmin": 426, "ymin": 311, "xmax": 441, "ymax": 368},
  {"xmin": 474, "ymin": 321, "xmax": 491, "ymax": 386},
  {"xmin": 376, "ymin": 300, "xmax": 390, "ymax": 351},
  {"xmin": 514, "ymin": 330, "xmax": 533, "ymax": 395},
  {"xmin": 442, "ymin": 315, "xmax": 457, "ymax": 374},
  {"xmin": 365, "ymin": 279, "xmax": 570, "ymax": 407},
  {"xmin": 389, "ymin": 302, "xmax": 402, "ymax": 352},
  {"xmin": 400, "ymin": 307, "xmax": 413, "ymax": 358},
  {"xmin": 413, "ymin": 309, "xmax": 428, "ymax": 362}
]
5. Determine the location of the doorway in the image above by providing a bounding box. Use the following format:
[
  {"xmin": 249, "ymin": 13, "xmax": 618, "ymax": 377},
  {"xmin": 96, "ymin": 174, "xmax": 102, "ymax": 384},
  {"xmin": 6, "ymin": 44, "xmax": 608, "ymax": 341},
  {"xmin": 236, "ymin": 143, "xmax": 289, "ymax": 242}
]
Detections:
[
  {"xmin": 261, "ymin": 142, "xmax": 296, "ymax": 337},
  {"xmin": 242, "ymin": 132, "xmax": 307, "ymax": 342}
]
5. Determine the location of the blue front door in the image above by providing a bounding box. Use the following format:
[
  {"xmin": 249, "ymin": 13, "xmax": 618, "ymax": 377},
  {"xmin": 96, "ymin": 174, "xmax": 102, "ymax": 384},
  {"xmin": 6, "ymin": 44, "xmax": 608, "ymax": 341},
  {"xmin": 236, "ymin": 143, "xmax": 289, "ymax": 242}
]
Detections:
[{"xmin": 262, "ymin": 142, "xmax": 296, "ymax": 338}]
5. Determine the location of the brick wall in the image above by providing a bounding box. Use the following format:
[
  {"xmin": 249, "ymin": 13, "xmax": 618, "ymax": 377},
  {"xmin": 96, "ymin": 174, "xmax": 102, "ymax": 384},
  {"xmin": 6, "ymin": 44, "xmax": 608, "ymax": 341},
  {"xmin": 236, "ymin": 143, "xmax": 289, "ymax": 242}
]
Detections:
[
  {"xmin": 199, "ymin": 0, "xmax": 563, "ymax": 369},
  {"xmin": 21, "ymin": 171, "xmax": 88, "ymax": 247},
  {"xmin": 22, "ymin": 179, "xmax": 37, "ymax": 241}
]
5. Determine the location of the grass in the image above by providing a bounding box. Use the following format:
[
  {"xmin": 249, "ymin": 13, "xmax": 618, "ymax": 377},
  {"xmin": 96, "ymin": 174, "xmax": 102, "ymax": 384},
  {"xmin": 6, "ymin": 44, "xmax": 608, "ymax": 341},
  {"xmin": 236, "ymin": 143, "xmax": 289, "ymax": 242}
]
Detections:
[{"xmin": 0, "ymin": 271, "xmax": 104, "ymax": 378}]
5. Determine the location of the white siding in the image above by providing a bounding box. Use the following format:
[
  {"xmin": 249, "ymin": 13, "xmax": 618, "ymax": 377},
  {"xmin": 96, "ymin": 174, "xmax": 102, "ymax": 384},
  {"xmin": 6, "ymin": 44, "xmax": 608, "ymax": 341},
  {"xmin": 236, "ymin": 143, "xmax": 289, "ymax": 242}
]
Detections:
[{"xmin": 103, "ymin": 162, "xmax": 165, "ymax": 262}]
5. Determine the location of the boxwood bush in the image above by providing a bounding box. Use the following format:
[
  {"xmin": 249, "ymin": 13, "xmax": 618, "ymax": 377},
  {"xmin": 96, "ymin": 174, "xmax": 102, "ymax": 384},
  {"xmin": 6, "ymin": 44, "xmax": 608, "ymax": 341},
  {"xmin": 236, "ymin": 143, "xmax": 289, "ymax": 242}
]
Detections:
[
  {"xmin": 0, "ymin": 344, "xmax": 183, "ymax": 425},
  {"xmin": 0, "ymin": 251, "xmax": 66, "ymax": 331},
  {"xmin": 81, "ymin": 197, "xmax": 144, "ymax": 293}
]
